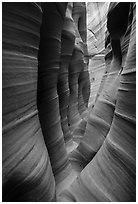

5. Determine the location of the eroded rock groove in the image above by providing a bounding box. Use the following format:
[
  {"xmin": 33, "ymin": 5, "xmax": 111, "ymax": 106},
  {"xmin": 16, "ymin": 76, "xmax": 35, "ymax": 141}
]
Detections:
[{"xmin": 2, "ymin": 2, "xmax": 136, "ymax": 202}]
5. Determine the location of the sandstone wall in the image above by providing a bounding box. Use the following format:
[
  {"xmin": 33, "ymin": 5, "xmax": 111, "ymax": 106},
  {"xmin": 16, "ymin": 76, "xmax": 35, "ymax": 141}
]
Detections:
[{"xmin": 2, "ymin": 2, "xmax": 136, "ymax": 202}]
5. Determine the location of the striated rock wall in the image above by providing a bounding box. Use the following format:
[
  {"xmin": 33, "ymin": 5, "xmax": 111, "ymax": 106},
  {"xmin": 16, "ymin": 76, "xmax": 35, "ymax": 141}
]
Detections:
[
  {"xmin": 59, "ymin": 3, "xmax": 136, "ymax": 202},
  {"xmin": 57, "ymin": 2, "xmax": 75, "ymax": 144},
  {"xmin": 37, "ymin": 3, "xmax": 72, "ymax": 185},
  {"xmin": 2, "ymin": 3, "xmax": 56, "ymax": 201},
  {"xmin": 87, "ymin": 2, "xmax": 109, "ymax": 56},
  {"xmin": 87, "ymin": 2, "xmax": 109, "ymax": 105},
  {"xmin": 3, "ymin": 2, "xmax": 89, "ymax": 201},
  {"xmin": 2, "ymin": 2, "xmax": 136, "ymax": 202},
  {"xmin": 68, "ymin": 2, "xmax": 90, "ymax": 134}
]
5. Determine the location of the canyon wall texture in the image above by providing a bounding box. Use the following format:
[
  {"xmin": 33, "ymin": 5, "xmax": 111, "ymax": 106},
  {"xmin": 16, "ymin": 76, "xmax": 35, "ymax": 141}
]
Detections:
[
  {"xmin": 87, "ymin": 2, "xmax": 110, "ymax": 105},
  {"xmin": 2, "ymin": 3, "xmax": 56, "ymax": 201},
  {"xmin": 2, "ymin": 2, "xmax": 136, "ymax": 202}
]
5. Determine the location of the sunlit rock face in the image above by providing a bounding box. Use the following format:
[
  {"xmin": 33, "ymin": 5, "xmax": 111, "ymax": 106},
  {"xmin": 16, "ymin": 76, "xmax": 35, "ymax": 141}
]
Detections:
[
  {"xmin": 87, "ymin": 2, "xmax": 109, "ymax": 56},
  {"xmin": 2, "ymin": 2, "xmax": 136, "ymax": 202},
  {"xmin": 87, "ymin": 2, "xmax": 110, "ymax": 105}
]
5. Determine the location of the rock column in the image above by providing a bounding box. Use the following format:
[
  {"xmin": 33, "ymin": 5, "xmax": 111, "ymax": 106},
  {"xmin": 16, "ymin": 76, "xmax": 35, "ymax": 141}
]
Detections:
[
  {"xmin": 2, "ymin": 3, "xmax": 56, "ymax": 201},
  {"xmin": 37, "ymin": 3, "xmax": 72, "ymax": 184}
]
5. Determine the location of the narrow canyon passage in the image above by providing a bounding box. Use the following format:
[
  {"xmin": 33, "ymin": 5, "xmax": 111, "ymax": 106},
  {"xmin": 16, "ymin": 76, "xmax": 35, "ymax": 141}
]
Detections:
[{"xmin": 2, "ymin": 2, "xmax": 136, "ymax": 202}]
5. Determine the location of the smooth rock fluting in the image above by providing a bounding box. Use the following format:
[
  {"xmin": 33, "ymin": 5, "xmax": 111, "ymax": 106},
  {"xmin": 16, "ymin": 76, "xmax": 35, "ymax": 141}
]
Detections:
[
  {"xmin": 102, "ymin": 2, "xmax": 133, "ymax": 98},
  {"xmin": 3, "ymin": 2, "xmax": 136, "ymax": 202},
  {"xmin": 37, "ymin": 3, "xmax": 72, "ymax": 184},
  {"xmin": 68, "ymin": 45, "xmax": 84, "ymax": 132},
  {"xmin": 57, "ymin": 3, "xmax": 75, "ymax": 144},
  {"xmin": 69, "ymin": 70, "xmax": 121, "ymax": 168},
  {"xmin": 69, "ymin": 2, "xmax": 131, "ymax": 168},
  {"xmin": 68, "ymin": 2, "xmax": 90, "ymax": 135},
  {"xmin": 2, "ymin": 3, "xmax": 56, "ymax": 201},
  {"xmin": 58, "ymin": 3, "xmax": 136, "ymax": 202}
]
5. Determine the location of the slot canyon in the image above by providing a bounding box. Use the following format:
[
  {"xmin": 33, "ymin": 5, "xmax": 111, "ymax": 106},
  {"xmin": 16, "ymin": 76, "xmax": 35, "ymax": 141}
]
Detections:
[{"xmin": 2, "ymin": 2, "xmax": 136, "ymax": 202}]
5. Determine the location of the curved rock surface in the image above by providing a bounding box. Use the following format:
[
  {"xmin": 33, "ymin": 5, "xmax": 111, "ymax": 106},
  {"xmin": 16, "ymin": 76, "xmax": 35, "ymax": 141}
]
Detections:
[
  {"xmin": 2, "ymin": 2, "xmax": 136, "ymax": 202},
  {"xmin": 58, "ymin": 2, "xmax": 75, "ymax": 144},
  {"xmin": 2, "ymin": 3, "xmax": 56, "ymax": 201},
  {"xmin": 87, "ymin": 2, "xmax": 109, "ymax": 105},
  {"xmin": 68, "ymin": 3, "xmax": 90, "ymax": 134},
  {"xmin": 69, "ymin": 2, "xmax": 132, "ymax": 168},
  {"xmin": 37, "ymin": 3, "xmax": 72, "ymax": 184},
  {"xmin": 58, "ymin": 3, "xmax": 136, "ymax": 202}
]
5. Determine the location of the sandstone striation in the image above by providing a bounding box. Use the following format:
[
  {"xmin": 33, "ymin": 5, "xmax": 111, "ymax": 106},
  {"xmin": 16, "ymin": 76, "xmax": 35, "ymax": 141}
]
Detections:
[
  {"xmin": 59, "ymin": 3, "xmax": 136, "ymax": 201},
  {"xmin": 2, "ymin": 3, "xmax": 56, "ymax": 201},
  {"xmin": 2, "ymin": 2, "xmax": 136, "ymax": 202}
]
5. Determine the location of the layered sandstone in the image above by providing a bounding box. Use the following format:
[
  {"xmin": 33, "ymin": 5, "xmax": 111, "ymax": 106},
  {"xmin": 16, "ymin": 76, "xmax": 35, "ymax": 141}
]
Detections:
[{"xmin": 2, "ymin": 2, "xmax": 136, "ymax": 202}]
